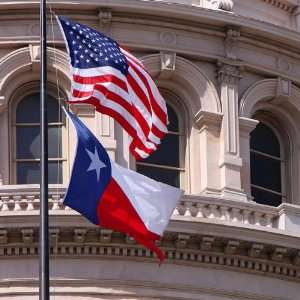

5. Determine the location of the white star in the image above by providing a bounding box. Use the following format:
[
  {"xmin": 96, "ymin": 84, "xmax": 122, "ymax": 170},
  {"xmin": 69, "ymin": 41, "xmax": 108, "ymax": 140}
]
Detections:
[{"xmin": 85, "ymin": 147, "xmax": 106, "ymax": 181}]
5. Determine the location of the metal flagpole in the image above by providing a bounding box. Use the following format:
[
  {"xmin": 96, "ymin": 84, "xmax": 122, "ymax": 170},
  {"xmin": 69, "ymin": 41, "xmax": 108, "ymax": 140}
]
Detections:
[{"xmin": 39, "ymin": 0, "xmax": 50, "ymax": 299}]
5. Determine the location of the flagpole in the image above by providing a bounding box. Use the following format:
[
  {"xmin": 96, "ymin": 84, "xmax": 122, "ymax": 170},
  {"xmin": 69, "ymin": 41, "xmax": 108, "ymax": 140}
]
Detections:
[{"xmin": 39, "ymin": 0, "xmax": 50, "ymax": 299}]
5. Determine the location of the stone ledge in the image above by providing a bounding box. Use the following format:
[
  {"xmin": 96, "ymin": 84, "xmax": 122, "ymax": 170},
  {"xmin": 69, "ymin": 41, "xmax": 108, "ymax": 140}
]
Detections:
[{"xmin": 0, "ymin": 227, "xmax": 299, "ymax": 284}]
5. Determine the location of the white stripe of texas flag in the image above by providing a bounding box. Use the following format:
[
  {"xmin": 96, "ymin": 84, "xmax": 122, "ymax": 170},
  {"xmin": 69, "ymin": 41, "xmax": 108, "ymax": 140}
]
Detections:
[{"xmin": 111, "ymin": 162, "xmax": 183, "ymax": 236}]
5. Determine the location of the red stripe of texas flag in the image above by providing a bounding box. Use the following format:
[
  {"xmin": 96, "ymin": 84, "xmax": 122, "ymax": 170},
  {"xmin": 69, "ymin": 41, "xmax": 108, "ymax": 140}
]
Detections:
[{"xmin": 97, "ymin": 178, "xmax": 165, "ymax": 262}]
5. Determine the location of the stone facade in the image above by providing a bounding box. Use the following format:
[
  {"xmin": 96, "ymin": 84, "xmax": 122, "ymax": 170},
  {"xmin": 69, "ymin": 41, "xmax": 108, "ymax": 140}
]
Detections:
[{"xmin": 0, "ymin": 0, "xmax": 300, "ymax": 299}]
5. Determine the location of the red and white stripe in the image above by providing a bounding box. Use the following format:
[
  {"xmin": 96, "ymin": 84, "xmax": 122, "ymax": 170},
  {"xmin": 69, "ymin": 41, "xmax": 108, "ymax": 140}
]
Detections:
[{"xmin": 70, "ymin": 48, "xmax": 168, "ymax": 160}]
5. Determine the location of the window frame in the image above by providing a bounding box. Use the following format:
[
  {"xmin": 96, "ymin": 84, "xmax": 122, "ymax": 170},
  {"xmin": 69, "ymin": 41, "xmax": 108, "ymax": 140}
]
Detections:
[
  {"xmin": 250, "ymin": 111, "xmax": 287, "ymax": 205},
  {"xmin": 135, "ymin": 89, "xmax": 187, "ymax": 189},
  {"xmin": 9, "ymin": 82, "xmax": 69, "ymax": 185}
]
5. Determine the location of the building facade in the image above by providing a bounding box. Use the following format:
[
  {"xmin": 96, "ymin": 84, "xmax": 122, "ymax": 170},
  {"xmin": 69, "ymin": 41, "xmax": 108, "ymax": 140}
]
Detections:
[{"xmin": 0, "ymin": 0, "xmax": 300, "ymax": 299}]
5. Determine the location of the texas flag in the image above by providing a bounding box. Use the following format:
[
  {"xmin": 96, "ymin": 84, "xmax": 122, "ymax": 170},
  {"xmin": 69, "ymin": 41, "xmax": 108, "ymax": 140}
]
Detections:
[{"xmin": 64, "ymin": 109, "xmax": 182, "ymax": 262}]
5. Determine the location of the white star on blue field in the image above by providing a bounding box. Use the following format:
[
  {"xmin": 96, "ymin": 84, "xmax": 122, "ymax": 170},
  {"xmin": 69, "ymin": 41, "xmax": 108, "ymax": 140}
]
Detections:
[{"xmin": 85, "ymin": 147, "xmax": 107, "ymax": 182}]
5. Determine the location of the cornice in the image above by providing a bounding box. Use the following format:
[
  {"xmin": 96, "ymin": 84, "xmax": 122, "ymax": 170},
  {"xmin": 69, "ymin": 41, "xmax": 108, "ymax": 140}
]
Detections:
[
  {"xmin": 0, "ymin": 226, "xmax": 299, "ymax": 284},
  {"xmin": 0, "ymin": 0, "xmax": 299, "ymax": 52},
  {"xmin": 260, "ymin": 0, "xmax": 297, "ymax": 12}
]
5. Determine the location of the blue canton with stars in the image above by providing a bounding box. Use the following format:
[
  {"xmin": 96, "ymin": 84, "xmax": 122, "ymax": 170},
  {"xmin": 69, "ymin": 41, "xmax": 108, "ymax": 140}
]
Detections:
[{"xmin": 58, "ymin": 16, "xmax": 129, "ymax": 75}]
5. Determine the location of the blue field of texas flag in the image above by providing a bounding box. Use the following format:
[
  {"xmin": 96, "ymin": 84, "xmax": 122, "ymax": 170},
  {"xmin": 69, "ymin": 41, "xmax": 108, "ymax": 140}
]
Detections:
[{"xmin": 64, "ymin": 109, "xmax": 182, "ymax": 262}]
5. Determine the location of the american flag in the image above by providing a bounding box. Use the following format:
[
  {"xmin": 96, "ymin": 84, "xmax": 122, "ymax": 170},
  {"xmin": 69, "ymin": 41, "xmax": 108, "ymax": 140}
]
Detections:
[{"xmin": 57, "ymin": 16, "xmax": 168, "ymax": 159}]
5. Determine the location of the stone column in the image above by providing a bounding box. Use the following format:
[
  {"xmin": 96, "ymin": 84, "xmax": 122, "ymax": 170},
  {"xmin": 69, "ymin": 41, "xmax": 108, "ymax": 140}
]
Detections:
[
  {"xmin": 239, "ymin": 117, "xmax": 259, "ymax": 200},
  {"xmin": 194, "ymin": 110, "xmax": 223, "ymax": 196},
  {"xmin": 217, "ymin": 62, "xmax": 246, "ymax": 201}
]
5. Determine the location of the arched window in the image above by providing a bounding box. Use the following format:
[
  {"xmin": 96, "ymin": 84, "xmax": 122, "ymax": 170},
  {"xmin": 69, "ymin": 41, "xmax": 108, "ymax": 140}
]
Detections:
[
  {"xmin": 12, "ymin": 93, "xmax": 66, "ymax": 184},
  {"xmin": 136, "ymin": 102, "xmax": 185, "ymax": 188},
  {"xmin": 250, "ymin": 122, "xmax": 283, "ymax": 206}
]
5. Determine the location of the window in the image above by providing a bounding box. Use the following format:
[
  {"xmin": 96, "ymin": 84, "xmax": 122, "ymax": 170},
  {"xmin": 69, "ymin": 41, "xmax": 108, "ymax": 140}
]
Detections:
[
  {"xmin": 12, "ymin": 93, "xmax": 66, "ymax": 184},
  {"xmin": 136, "ymin": 102, "xmax": 184, "ymax": 188},
  {"xmin": 250, "ymin": 122, "xmax": 283, "ymax": 206}
]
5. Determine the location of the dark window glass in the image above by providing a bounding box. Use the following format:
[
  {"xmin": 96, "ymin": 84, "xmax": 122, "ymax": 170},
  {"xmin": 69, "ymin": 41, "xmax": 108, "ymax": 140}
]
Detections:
[
  {"xmin": 16, "ymin": 94, "xmax": 63, "ymax": 123},
  {"xmin": 250, "ymin": 121, "xmax": 282, "ymax": 207},
  {"xmin": 16, "ymin": 126, "xmax": 40, "ymax": 159},
  {"xmin": 167, "ymin": 103, "xmax": 179, "ymax": 132},
  {"xmin": 142, "ymin": 133, "xmax": 179, "ymax": 167},
  {"xmin": 136, "ymin": 102, "xmax": 182, "ymax": 187},
  {"xmin": 15, "ymin": 93, "xmax": 64, "ymax": 184},
  {"xmin": 17, "ymin": 161, "xmax": 62, "ymax": 184},
  {"xmin": 251, "ymin": 187, "xmax": 282, "ymax": 207},
  {"xmin": 250, "ymin": 152, "xmax": 281, "ymax": 193},
  {"xmin": 250, "ymin": 123, "xmax": 280, "ymax": 157},
  {"xmin": 136, "ymin": 165, "xmax": 180, "ymax": 188},
  {"xmin": 16, "ymin": 126, "xmax": 62, "ymax": 159}
]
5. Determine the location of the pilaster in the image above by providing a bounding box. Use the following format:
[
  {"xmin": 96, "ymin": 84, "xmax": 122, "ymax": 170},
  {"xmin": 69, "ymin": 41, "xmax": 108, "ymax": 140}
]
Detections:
[
  {"xmin": 239, "ymin": 117, "xmax": 259, "ymax": 199},
  {"xmin": 217, "ymin": 61, "xmax": 246, "ymax": 201},
  {"xmin": 194, "ymin": 110, "xmax": 223, "ymax": 196}
]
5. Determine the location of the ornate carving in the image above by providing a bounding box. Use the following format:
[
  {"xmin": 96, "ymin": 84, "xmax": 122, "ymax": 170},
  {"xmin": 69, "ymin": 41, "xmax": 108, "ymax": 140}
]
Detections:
[
  {"xmin": 248, "ymin": 244, "xmax": 264, "ymax": 258},
  {"xmin": 28, "ymin": 23, "xmax": 40, "ymax": 36},
  {"xmin": 272, "ymin": 247, "xmax": 287, "ymax": 262},
  {"xmin": 98, "ymin": 9, "xmax": 112, "ymax": 26},
  {"xmin": 224, "ymin": 27, "xmax": 240, "ymax": 60},
  {"xmin": 218, "ymin": 0, "xmax": 234, "ymax": 11},
  {"xmin": 126, "ymin": 235, "xmax": 136, "ymax": 245},
  {"xmin": 159, "ymin": 31, "xmax": 177, "ymax": 45},
  {"xmin": 0, "ymin": 227, "xmax": 298, "ymax": 282},
  {"xmin": 276, "ymin": 57, "xmax": 291, "ymax": 72},
  {"xmin": 200, "ymin": 236, "xmax": 215, "ymax": 251},
  {"xmin": 98, "ymin": 9, "xmax": 112, "ymax": 35},
  {"xmin": 73, "ymin": 229, "xmax": 87, "ymax": 243},
  {"xmin": 217, "ymin": 62, "xmax": 242, "ymax": 85},
  {"xmin": 100, "ymin": 229, "xmax": 112, "ymax": 243},
  {"xmin": 0, "ymin": 230, "xmax": 7, "ymax": 244},
  {"xmin": 203, "ymin": 0, "xmax": 233, "ymax": 11},
  {"xmin": 159, "ymin": 51, "xmax": 176, "ymax": 79},
  {"xmin": 175, "ymin": 234, "xmax": 190, "ymax": 248},
  {"xmin": 21, "ymin": 229, "xmax": 34, "ymax": 244},
  {"xmin": 49, "ymin": 228, "xmax": 60, "ymax": 245},
  {"xmin": 225, "ymin": 240, "xmax": 240, "ymax": 254},
  {"xmin": 262, "ymin": 0, "xmax": 294, "ymax": 13}
]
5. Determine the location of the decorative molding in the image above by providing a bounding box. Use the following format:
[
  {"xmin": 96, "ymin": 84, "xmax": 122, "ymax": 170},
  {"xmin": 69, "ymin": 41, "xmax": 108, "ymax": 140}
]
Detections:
[
  {"xmin": 98, "ymin": 9, "xmax": 112, "ymax": 35},
  {"xmin": 261, "ymin": 0, "xmax": 296, "ymax": 13},
  {"xmin": 0, "ymin": 227, "xmax": 298, "ymax": 283},
  {"xmin": 159, "ymin": 51, "xmax": 176, "ymax": 79},
  {"xmin": 29, "ymin": 44, "xmax": 40, "ymax": 71},
  {"xmin": 0, "ymin": 46, "xmax": 70, "ymax": 112},
  {"xmin": 203, "ymin": 0, "xmax": 234, "ymax": 11},
  {"xmin": 239, "ymin": 78, "xmax": 300, "ymax": 118},
  {"xmin": 194, "ymin": 110, "xmax": 223, "ymax": 132},
  {"xmin": 0, "ymin": 230, "xmax": 7, "ymax": 244},
  {"xmin": 21, "ymin": 229, "xmax": 34, "ymax": 244},
  {"xmin": 159, "ymin": 31, "xmax": 177, "ymax": 45},
  {"xmin": 217, "ymin": 62, "xmax": 242, "ymax": 86},
  {"xmin": 142, "ymin": 54, "xmax": 221, "ymax": 114},
  {"xmin": 239, "ymin": 117, "xmax": 259, "ymax": 137},
  {"xmin": 218, "ymin": 0, "xmax": 234, "ymax": 11},
  {"xmin": 276, "ymin": 57, "xmax": 291, "ymax": 72},
  {"xmin": 224, "ymin": 26, "xmax": 240, "ymax": 60},
  {"xmin": 0, "ymin": 188, "xmax": 280, "ymax": 228},
  {"xmin": 272, "ymin": 77, "xmax": 292, "ymax": 103}
]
